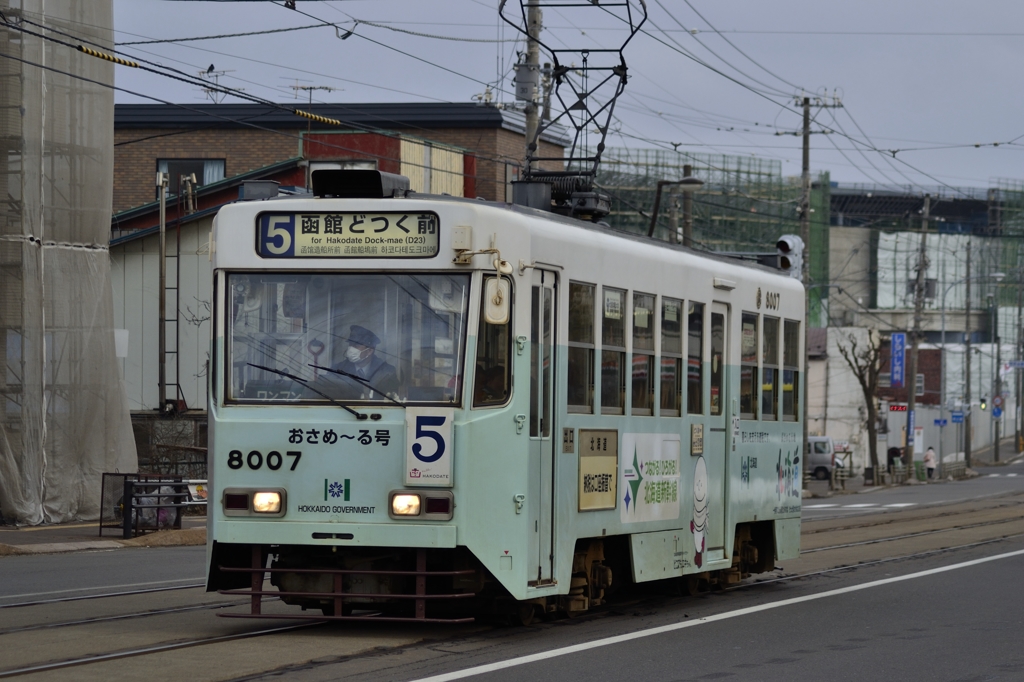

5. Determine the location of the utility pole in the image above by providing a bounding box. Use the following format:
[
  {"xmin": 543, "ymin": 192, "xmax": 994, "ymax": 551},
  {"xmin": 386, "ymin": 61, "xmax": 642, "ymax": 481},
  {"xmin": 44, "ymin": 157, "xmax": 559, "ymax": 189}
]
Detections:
[
  {"xmin": 905, "ymin": 194, "xmax": 930, "ymax": 476},
  {"xmin": 682, "ymin": 163, "xmax": 694, "ymax": 248},
  {"xmin": 994, "ymin": 287, "xmax": 1001, "ymax": 462},
  {"xmin": 965, "ymin": 240, "xmax": 973, "ymax": 468},
  {"xmin": 157, "ymin": 171, "xmax": 168, "ymax": 414},
  {"xmin": 800, "ymin": 96, "xmax": 811, "ymax": 469},
  {"xmin": 522, "ymin": 3, "xmax": 543, "ymax": 172},
  {"xmin": 1017, "ymin": 247, "xmax": 1023, "ymax": 452}
]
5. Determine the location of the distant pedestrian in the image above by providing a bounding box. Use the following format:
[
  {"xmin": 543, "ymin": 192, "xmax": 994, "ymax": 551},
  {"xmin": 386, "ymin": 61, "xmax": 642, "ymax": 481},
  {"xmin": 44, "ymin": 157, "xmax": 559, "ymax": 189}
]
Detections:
[{"xmin": 924, "ymin": 447, "xmax": 937, "ymax": 480}]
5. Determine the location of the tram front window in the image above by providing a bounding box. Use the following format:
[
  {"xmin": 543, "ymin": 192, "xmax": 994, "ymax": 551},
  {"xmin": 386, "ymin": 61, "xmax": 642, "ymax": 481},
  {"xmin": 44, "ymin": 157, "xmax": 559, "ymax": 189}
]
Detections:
[{"xmin": 226, "ymin": 273, "xmax": 470, "ymax": 404}]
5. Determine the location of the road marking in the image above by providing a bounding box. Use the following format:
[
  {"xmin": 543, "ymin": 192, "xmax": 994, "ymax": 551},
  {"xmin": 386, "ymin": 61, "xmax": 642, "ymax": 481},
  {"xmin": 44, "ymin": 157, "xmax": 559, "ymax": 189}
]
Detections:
[
  {"xmin": 803, "ymin": 504, "xmax": 839, "ymax": 508},
  {"xmin": 1007, "ymin": 473, "xmax": 1018, "ymax": 477},
  {"xmin": 408, "ymin": 548, "xmax": 1024, "ymax": 682},
  {"xmin": 843, "ymin": 504, "xmax": 878, "ymax": 508},
  {"xmin": 0, "ymin": 577, "xmax": 205, "ymax": 601},
  {"xmin": 883, "ymin": 503, "xmax": 917, "ymax": 508}
]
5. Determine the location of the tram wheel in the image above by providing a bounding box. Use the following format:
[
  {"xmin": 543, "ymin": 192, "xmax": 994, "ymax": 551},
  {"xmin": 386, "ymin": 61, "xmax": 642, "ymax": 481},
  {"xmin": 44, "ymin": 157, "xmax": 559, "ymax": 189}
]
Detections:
[
  {"xmin": 511, "ymin": 602, "xmax": 537, "ymax": 626},
  {"xmin": 682, "ymin": 575, "xmax": 701, "ymax": 597}
]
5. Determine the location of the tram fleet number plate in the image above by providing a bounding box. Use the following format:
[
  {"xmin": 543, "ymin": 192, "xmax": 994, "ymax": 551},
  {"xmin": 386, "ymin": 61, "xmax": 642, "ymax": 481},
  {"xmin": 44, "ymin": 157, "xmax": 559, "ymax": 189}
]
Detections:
[{"xmin": 257, "ymin": 212, "xmax": 440, "ymax": 258}]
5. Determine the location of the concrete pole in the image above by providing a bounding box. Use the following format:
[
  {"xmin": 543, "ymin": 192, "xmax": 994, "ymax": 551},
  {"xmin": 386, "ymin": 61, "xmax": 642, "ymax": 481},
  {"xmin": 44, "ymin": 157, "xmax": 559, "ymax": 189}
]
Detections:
[
  {"xmin": 1017, "ymin": 254, "xmax": 1023, "ymax": 452},
  {"xmin": 995, "ymin": 290, "xmax": 1001, "ymax": 462},
  {"xmin": 800, "ymin": 97, "xmax": 811, "ymax": 475},
  {"xmin": 682, "ymin": 163, "xmax": 693, "ymax": 248},
  {"xmin": 157, "ymin": 171, "xmax": 168, "ymax": 414},
  {"xmin": 905, "ymin": 194, "xmax": 929, "ymax": 476},
  {"xmin": 965, "ymin": 240, "xmax": 973, "ymax": 468},
  {"xmin": 523, "ymin": 3, "xmax": 542, "ymax": 175}
]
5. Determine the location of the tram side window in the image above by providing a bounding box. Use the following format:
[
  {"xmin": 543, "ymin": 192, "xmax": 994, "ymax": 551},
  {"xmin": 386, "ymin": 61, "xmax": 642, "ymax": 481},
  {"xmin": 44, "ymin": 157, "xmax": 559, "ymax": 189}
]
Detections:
[
  {"xmin": 632, "ymin": 292, "xmax": 655, "ymax": 416},
  {"xmin": 688, "ymin": 302, "xmax": 704, "ymax": 415},
  {"xmin": 783, "ymin": 319, "xmax": 800, "ymax": 421},
  {"xmin": 710, "ymin": 309, "xmax": 723, "ymax": 416},
  {"xmin": 740, "ymin": 313, "xmax": 758, "ymax": 420},
  {"xmin": 601, "ymin": 287, "xmax": 626, "ymax": 415},
  {"xmin": 568, "ymin": 282, "xmax": 595, "ymax": 413},
  {"xmin": 661, "ymin": 297, "xmax": 683, "ymax": 417},
  {"xmin": 762, "ymin": 316, "xmax": 779, "ymax": 421},
  {"xmin": 473, "ymin": 277, "xmax": 512, "ymax": 407}
]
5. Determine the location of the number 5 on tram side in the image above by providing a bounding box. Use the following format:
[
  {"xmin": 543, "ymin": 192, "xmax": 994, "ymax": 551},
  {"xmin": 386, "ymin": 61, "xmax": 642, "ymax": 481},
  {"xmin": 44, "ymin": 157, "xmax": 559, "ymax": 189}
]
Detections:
[{"xmin": 206, "ymin": 170, "xmax": 805, "ymax": 623}]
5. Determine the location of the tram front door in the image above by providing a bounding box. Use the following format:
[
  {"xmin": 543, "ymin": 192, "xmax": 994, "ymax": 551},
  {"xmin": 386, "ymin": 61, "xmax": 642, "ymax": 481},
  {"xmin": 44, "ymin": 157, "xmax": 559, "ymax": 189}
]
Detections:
[{"xmin": 528, "ymin": 268, "xmax": 557, "ymax": 584}]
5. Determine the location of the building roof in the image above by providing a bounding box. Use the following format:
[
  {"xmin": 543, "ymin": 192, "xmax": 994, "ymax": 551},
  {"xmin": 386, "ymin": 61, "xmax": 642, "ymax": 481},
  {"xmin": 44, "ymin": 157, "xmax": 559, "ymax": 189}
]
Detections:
[{"xmin": 114, "ymin": 102, "xmax": 572, "ymax": 147}]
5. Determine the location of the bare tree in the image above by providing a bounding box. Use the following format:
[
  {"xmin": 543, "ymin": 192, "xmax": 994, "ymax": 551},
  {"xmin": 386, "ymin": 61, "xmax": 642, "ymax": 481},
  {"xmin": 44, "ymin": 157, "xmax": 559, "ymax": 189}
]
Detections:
[{"xmin": 834, "ymin": 329, "xmax": 883, "ymax": 483}]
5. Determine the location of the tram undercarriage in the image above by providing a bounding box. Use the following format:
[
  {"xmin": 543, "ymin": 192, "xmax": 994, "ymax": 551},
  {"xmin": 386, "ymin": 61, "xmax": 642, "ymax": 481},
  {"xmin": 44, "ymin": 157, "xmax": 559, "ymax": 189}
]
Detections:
[{"xmin": 208, "ymin": 521, "xmax": 777, "ymax": 624}]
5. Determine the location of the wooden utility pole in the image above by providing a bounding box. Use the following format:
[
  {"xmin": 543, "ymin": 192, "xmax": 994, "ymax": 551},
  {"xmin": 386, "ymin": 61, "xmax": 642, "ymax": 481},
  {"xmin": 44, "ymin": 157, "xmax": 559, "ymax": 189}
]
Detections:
[
  {"xmin": 965, "ymin": 240, "xmax": 973, "ymax": 468},
  {"xmin": 905, "ymin": 194, "xmax": 930, "ymax": 475}
]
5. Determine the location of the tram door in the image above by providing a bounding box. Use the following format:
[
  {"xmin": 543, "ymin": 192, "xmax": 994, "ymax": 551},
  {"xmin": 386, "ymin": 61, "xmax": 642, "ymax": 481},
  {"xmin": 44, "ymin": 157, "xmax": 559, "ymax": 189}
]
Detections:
[
  {"xmin": 528, "ymin": 269, "xmax": 557, "ymax": 583},
  {"xmin": 703, "ymin": 302, "xmax": 729, "ymax": 560}
]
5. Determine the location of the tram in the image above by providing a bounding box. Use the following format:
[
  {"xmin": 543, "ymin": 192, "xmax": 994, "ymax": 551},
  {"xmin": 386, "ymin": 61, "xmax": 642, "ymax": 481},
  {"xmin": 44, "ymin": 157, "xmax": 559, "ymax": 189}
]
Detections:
[{"xmin": 206, "ymin": 170, "xmax": 804, "ymax": 623}]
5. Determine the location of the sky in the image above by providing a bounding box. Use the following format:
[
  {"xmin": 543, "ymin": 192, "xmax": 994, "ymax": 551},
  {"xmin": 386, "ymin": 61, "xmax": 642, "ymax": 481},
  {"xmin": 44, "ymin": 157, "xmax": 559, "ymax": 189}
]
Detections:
[{"xmin": 111, "ymin": 0, "xmax": 1024, "ymax": 190}]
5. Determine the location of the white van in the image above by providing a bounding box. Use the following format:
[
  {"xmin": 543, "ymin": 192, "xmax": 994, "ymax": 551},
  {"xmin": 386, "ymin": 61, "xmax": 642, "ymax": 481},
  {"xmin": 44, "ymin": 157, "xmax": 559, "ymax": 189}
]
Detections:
[{"xmin": 807, "ymin": 436, "xmax": 836, "ymax": 480}]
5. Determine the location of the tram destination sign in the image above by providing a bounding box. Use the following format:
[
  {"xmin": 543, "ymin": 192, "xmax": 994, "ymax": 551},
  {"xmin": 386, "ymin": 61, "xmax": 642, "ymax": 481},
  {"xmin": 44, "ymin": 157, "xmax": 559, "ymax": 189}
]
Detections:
[{"xmin": 257, "ymin": 211, "xmax": 439, "ymax": 259}]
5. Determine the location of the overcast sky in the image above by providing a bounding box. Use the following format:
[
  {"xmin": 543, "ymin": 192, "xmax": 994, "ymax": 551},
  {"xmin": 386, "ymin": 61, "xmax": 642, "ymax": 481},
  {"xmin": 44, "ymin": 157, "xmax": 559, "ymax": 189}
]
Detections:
[{"xmin": 112, "ymin": 1, "xmax": 1024, "ymax": 189}]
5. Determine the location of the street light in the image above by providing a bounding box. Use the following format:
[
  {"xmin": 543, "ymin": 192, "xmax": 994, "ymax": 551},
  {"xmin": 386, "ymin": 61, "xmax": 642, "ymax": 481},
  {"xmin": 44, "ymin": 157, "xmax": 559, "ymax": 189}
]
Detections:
[
  {"xmin": 647, "ymin": 174, "xmax": 704, "ymax": 242},
  {"xmin": 940, "ymin": 271, "xmax": 1004, "ymax": 474}
]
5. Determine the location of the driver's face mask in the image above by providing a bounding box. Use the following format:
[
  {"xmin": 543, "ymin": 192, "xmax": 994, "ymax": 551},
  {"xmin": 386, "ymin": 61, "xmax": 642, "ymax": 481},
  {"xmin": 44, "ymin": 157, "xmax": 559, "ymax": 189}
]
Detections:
[{"xmin": 346, "ymin": 345, "xmax": 369, "ymax": 363}]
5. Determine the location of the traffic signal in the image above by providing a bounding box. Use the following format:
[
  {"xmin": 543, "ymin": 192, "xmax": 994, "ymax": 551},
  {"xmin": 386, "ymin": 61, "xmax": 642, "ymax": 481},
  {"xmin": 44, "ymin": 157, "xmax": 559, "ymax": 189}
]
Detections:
[
  {"xmin": 776, "ymin": 235, "xmax": 804, "ymax": 280},
  {"xmin": 980, "ymin": 396, "xmax": 988, "ymax": 411}
]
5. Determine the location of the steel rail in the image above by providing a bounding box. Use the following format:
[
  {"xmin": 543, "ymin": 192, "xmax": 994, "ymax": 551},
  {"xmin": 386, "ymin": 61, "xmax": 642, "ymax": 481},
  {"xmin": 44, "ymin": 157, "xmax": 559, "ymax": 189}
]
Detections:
[
  {"xmin": 0, "ymin": 599, "xmax": 258, "ymax": 636},
  {"xmin": 0, "ymin": 583, "xmax": 205, "ymax": 609},
  {"xmin": 743, "ymin": 531, "xmax": 1024, "ymax": 590},
  {"xmin": 801, "ymin": 514, "xmax": 1024, "ymax": 554},
  {"xmin": 0, "ymin": 621, "xmax": 322, "ymax": 679}
]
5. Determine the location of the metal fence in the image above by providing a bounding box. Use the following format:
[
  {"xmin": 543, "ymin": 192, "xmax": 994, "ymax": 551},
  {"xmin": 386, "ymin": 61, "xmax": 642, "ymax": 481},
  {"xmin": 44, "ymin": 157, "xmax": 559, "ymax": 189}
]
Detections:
[{"xmin": 99, "ymin": 473, "xmax": 207, "ymax": 539}]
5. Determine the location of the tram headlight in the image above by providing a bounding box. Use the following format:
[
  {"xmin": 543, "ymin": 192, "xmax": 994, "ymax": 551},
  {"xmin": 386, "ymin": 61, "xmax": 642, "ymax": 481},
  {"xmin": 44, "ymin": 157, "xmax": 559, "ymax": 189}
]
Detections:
[
  {"xmin": 391, "ymin": 493, "xmax": 421, "ymax": 516},
  {"xmin": 252, "ymin": 491, "xmax": 282, "ymax": 514}
]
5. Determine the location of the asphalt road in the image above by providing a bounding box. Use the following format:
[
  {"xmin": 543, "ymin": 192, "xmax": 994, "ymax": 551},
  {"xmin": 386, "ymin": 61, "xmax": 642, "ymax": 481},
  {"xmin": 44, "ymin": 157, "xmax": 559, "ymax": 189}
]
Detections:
[
  {"xmin": 803, "ymin": 458, "xmax": 1024, "ymax": 520},
  {"xmin": 0, "ymin": 546, "xmax": 205, "ymax": 603}
]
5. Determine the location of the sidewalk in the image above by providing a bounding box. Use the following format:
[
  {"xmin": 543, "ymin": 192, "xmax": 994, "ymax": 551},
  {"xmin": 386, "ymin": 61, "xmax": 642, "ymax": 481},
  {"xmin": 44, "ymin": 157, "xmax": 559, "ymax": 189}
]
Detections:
[
  {"xmin": 0, "ymin": 516, "xmax": 206, "ymax": 555},
  {"xmin": 965, "ymin": 436, "xmax": 1022, "ymax": 467}
]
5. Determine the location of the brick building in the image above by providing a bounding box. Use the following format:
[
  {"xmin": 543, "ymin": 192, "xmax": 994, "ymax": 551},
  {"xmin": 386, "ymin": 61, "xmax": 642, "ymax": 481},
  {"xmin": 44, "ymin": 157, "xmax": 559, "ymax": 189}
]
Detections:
[{"xmin": 113, "ymin": 102, "xmax": 568, "ymax": 214}]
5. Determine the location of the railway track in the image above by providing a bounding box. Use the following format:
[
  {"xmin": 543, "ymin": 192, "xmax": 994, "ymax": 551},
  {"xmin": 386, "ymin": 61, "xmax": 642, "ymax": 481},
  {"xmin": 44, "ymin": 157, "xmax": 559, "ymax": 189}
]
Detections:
[{"xmin": 3, "ymin": 496, "xmax": 1023, "ymax": 680}]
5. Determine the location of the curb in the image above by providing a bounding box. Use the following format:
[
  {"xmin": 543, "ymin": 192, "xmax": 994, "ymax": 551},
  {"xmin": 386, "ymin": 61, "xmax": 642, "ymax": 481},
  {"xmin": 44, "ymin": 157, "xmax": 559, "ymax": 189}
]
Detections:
[{"xmin": 0, "ymin": 528, "xmax": 206, "ymax": 556}]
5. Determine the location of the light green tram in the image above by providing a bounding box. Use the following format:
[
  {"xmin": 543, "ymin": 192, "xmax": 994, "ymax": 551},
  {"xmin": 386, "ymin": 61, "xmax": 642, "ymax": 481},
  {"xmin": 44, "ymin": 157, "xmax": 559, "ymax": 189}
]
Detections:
[{"xmin": 207, "ymin": 170, "xmax": 805, "ymax": 623}]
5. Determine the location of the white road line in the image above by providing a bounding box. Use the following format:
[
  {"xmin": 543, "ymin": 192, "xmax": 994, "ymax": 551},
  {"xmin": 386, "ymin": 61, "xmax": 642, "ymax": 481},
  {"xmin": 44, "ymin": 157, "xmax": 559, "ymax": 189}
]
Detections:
[
  {"xmin": 0, "ymin": 577, "xmax": 205, "ymax": 601},
  {"xmin": 408, "ymin": 548, "xmax": 1024, "ymax": 682},
  {"xmin": 1007, "ymin": 473, "xmax": 1018, "ymax": 477},
  {"xmin": 843, "ymin": 504, "xmax": 878, "ymax": 508},
  {"xmin": 883, "ymin": 503, "xmax": 917, "ymax": 508},
  {"xmin": 988, "ymin": 474, "xmax": 1002, "ymax": 478},
  {"xmin": 803, "ymin": 504, "xmax": 839, "ymax": 508}
]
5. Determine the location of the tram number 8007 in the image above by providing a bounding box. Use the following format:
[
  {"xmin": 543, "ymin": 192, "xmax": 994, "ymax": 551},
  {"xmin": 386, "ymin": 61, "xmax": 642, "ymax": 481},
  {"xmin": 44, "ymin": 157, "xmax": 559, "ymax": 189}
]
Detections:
[{"xmin": 227, "ymin": 450, "xmax": 302, "ymax": 471}]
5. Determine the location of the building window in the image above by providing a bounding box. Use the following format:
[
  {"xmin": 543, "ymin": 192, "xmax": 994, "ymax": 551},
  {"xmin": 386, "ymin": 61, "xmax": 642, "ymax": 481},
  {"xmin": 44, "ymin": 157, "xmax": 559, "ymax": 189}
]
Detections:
[
  {"xmin": 568, "ymin": 282, "xmax": 595, "ymax": 413},
  {"xmin": 762, "ymin": 316, "xmax": 779, "ymax": 421},
  {"xmin": 157, "ymin": 159, "xmax": 226, "ymax": 195},
  {"xmin": 601, "ymin": 287, "xmax": 626, "ymax": 415},
  {"xmin": 661, "ymin": 297, "xmax": 683, "ymax": 417},
  {"xmin": 632, "ymin": 292, "xmax": 655, "ymax": 415},
  {"xmin": 783, "ymin": 319, "xmax": 800, "ymax": 421},
  {"xmin": 740, "ymin": 313, "xmax": 758, "ymax": 420},
  {"xmin": 688, "ymin": 302, "xmax": 704, "ymax": 415}
]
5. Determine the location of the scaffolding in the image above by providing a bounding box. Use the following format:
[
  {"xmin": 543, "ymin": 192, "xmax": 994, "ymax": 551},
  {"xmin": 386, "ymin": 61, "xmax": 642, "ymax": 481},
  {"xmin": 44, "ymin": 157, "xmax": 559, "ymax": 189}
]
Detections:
[{"xmin": 0, "ymin": 1, "xmax": 136, "ymax": 524}]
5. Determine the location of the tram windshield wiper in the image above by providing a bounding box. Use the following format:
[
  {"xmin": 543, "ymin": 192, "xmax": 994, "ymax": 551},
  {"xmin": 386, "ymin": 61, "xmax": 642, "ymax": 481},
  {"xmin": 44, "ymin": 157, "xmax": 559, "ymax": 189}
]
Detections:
[
  {"xmin": 308, "ymin": 364, "xmax": 405, "ymax": 407},
  {"xmin": 246, "ymin": 363, "xmax": 367, "ymax": 420}
]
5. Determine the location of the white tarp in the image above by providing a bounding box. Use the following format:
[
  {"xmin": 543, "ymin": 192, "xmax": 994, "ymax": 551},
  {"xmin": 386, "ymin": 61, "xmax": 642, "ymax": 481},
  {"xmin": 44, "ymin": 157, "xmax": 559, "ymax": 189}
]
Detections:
[{"xmin": 0, "ymin": 0, "xmax": 137, "ymax": 524}]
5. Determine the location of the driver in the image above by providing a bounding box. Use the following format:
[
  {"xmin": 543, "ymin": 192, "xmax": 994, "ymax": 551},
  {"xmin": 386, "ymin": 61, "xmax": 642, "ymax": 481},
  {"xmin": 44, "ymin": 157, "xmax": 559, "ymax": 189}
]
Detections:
[{"xmin": 332, "ymin": 325, "xmax": 399, "ymax": 399}]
